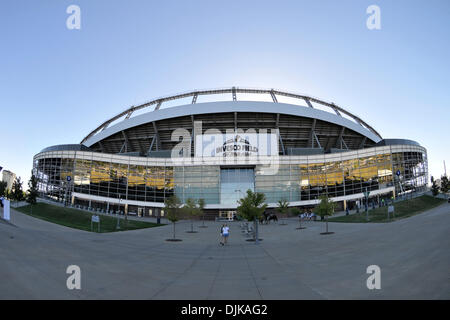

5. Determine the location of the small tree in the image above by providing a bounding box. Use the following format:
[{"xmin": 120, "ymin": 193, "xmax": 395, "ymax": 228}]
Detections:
[
  {"xmin": 316, "ymin": 195, "xmax": 336, "ymax": 234},
  {"xmin": 164, "ymin": 195, "xmax": 182, "ymax": 241},
  {"xmin": 289, "ymin": 207, "xmax": 301, "ymax": 217},
  {"xmin": 184, "ymin": 198, "xmax": 201, "ymax": 233},
  {"xmin": 11, "ymin": 177, "xmax": 24, "ymax": 202},
  {"xmin": 237, "ymin": 189, "xmax": 267, "ymax": 243},
  {"xmin": 431, "ymin": 176, "xmax": 439, "ymax": 196},
  {"xmin": 0, "ymin": 181, "xmax": 7, "ymax": 197},
  {"xmin": 290, "ymin": 207, "xmax": 304, "ymax": 229},
  {"xmin": 27, "ymin": 174, "xmax": 39, "ymax": 214},
  {"xmin": 198, "ymin": 198, "xmax": 207, "ymax": 228},
  {"xmin": 5, "ymin": 188, "xmax": 12, "ymax": 200},
  {"xmin": 276, "ymin": 199, "xmax": 289, "ymax": 225},
  {"xmin": 440, "ymin": 175, "xmax": 449, "ymax": 193}
]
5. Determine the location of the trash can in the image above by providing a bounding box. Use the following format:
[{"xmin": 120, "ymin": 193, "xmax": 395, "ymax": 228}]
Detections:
[{"xmin": 157, "ymin": 217, "xmax": 161, "ymax": 224}]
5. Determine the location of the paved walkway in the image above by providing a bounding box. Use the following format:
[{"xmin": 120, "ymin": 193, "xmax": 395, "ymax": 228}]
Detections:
[{"xmin": 1, "ymin": 202, "xmax": 449, "ymax": 299}]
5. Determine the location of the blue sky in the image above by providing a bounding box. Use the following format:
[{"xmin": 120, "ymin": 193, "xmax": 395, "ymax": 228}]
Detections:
[{"xmin": 1, "ymin": 0, "xmax": 449, "ymax": 188}]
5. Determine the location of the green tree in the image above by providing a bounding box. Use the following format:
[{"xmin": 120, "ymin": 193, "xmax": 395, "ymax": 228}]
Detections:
[
  {"xmin": 27, "ymin": 174, "xmax": 39, "ymax": 214},
  {"xmin": 197, "ymin": 198, "xmax": 207, "ymax": 228},
  {"xmin": 0, "ymin": 181, "xmax": 7, "ymax": 197},
  {"xmin": 5, "ymin": 188, "xmax": 12, "ymax": 200},
  {"xmin": 12, "ymin": 177, "xmax": 24, "ymax": 202},
  {"xmin": 315, "ymin": 195, "xmax": 336, "ymax": 234},
  {"xmin": 289, "ymin": 207, "xmax": 300, "ymax": 217},
  {"xmin": 276, "ymin": 199, "xmax": 289, "ymax": 225},
  {"xmin": 431, "ymin": 176, "xmax": 439, "ymax": 196},
  {"xmin": 440, "ymin": 175, "xmax": 449, "ymax": 193},
  {"xmin": 164, "ymin": 195, "xmax": 183, "ymax": 240},
  {"xmin": 237, "ymin": 189, "xmax": 267, "ymax": 243},
  {"xmin": 184, "ymin": 198, "xmax": 201, "ymax": 233},
  {"xmin": 289, "ymin": 207, "xmax": 304, "ymax": 229},
  {"xmin": 27, "ymin": 174, "xmax": 38, "ymax": 204}
]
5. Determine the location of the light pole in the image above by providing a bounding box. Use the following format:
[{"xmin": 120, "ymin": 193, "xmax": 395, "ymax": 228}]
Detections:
[
  {"xmin": 364, "ymin": 187, "xmax": 370, "ymax": 222},
  {"xmin": 116, "ymin": 197, "xmax": 121, "ymax": 230},
  {"xmin": 234, "ymin": 189, "xmax": 243, "ymax": 220},
  {"xmin": 235, "ymin": 189, "xmax": 243, "ymax": 201}
]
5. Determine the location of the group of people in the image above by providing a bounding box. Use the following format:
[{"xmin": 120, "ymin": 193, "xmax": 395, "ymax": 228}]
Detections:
[
  {"xmin": 299, "ymin": 210, "xmax": 316, "ymax": 221},
  {"xmin": 219, "ymin": 208, "xmax": 321, "ymax": 245}
]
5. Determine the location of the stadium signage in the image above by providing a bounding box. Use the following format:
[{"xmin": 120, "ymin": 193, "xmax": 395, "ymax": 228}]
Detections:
[
  {"xmin": 195, "ymin": 131, "xmax": 278, "ymax": 157},
  {"xmin": 216, "ymin": 135, "xmax": 259, "ymax": 157}
]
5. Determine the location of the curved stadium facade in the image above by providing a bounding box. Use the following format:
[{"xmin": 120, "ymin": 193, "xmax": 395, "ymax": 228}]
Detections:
[{"xmin": 33, "ymin": 88, "xmax": 428, "ymax": 218}]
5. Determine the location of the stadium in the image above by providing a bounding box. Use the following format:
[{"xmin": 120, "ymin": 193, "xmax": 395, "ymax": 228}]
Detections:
[{"xmin": 33, "ymin": 87, "xmax": 428, "ymax": 219}]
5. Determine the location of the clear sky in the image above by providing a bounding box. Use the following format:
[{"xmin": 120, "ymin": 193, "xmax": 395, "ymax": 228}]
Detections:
[{"xmin": 1, "ymin": 0, "xmax": 449, "ymax": 189}]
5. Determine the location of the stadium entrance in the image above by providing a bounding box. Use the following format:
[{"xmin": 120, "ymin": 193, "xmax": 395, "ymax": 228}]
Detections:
[
  {"xmin": 219, "ymin": 210, "xmax": 236, "ymax": 221},
  {"xmin": 220, "ymin": 167, "xmax": 255, "ymax": 206}
]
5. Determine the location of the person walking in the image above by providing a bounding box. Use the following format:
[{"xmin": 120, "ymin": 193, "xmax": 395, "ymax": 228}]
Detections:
[{"xmin": 220, "ymin": 224, "xmax": 230, "ymax": 246}]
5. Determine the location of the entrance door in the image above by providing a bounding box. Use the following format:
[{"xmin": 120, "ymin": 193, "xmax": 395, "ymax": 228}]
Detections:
[
  {"xmin": 220, "ymin": 167, "xmax": 255, "ymax": 206},
  {"xmin": 219, "ymin": 210, "xmax": 236, "ymax": 221}
]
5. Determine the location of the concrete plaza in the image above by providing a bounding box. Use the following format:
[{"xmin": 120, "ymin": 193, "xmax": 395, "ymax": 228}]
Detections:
[{"xmin": 1, "ymin": 203, "xmax": 449, "ymax": 299}]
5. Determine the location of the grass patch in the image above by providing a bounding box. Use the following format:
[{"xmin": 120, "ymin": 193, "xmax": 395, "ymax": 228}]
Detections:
[
  {"xmin": 15, "ymin": 203, "xmax": 164, "ymax": 232},
  {"xmin": 327, "ymin": 195, "xmax": 446, "ymax": 223}
]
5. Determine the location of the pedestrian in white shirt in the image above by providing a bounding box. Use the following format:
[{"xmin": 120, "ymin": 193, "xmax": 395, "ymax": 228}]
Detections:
[{"xmin": 220, "ymin": 224, "xmax": 230, "ymax": 246}]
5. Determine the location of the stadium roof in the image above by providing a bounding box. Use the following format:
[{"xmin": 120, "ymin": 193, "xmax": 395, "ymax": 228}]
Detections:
[{"xmin": 81, "ymin": 87, "xmax": 382, "ymax": 146}]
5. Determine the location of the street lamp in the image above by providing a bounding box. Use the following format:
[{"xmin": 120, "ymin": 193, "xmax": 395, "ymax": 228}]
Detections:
[
  {"xmin": 116, "ymin": 197, "xmax": 121, "ymax": 230},
  {"xmin": 364, "ymin": 187, "xmax": 370, "ymax": 222},
  {"xmin": 234, "ymin": 189, "xmax": 244, "ymax": 218}
]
